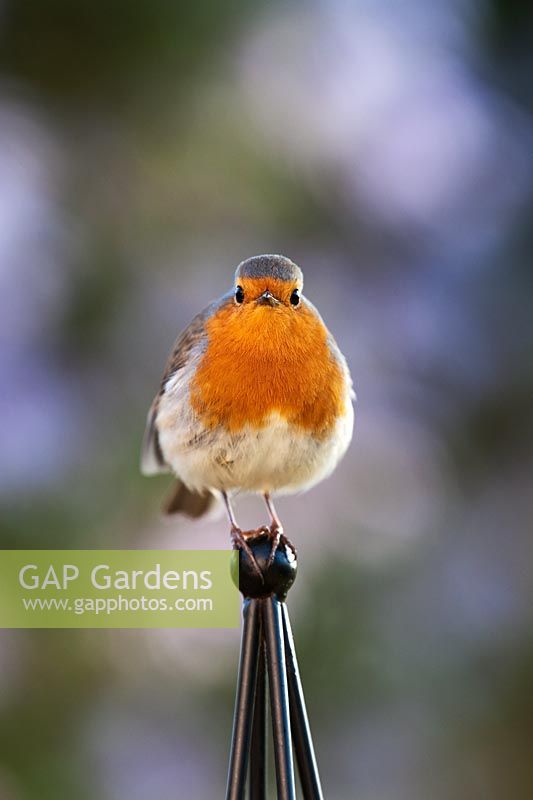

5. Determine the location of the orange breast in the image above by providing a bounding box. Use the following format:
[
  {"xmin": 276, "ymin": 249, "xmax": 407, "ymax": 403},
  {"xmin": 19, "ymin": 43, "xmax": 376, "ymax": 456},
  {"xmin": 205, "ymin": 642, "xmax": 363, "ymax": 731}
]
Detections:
[{"xmin": 190, "ymin": 301, "xmax": 347, "ymax": 437}]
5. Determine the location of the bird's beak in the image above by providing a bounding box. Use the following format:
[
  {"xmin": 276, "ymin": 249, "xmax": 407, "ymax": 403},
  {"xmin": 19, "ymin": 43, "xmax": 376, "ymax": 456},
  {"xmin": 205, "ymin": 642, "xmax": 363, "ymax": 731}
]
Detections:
[{"xmin": 256, "ymin": 290, "xmax": 280, "ymax": 307}]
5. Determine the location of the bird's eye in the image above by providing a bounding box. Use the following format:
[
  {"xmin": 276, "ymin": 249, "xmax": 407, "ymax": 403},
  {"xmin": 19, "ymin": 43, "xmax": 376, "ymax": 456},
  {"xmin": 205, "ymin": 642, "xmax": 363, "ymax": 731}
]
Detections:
[
  {"xmin": 235, "ymin": 285, "xmax": 244, "ymax": 304},
  {"xmin": 290, "ymin": 288, "xmax": 300, "ymax": 306}
]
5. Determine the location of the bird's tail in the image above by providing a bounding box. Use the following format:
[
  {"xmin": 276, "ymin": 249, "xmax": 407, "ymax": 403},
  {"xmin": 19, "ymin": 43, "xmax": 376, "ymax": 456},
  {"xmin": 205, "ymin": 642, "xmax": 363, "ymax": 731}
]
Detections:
[{"xmin": 163, "ymin": 480, "xmax": 218, "ymax": 518}]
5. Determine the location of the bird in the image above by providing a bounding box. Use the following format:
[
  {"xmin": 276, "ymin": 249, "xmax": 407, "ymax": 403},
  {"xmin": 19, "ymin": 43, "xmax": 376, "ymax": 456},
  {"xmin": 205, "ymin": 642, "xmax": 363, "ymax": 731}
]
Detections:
[{"xmin": 141, "ymin": 254, "xmax": 355, "ymax": 573}]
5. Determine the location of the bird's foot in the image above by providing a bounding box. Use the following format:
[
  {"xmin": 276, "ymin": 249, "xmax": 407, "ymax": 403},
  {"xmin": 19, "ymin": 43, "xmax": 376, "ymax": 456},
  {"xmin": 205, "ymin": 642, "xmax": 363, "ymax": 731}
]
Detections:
[
  {"xmin": 230, "ymin": 526, "xmax": 264, "ymax": 583},
  {"xmin": 265, "ymin": 525, "xmax": 297, "ymax": 568},
  {"xmin": 280, "ymin": 532, "xmax": 297, "ymax": 560},
  {"xmin": 266, "ymin": 524, "xmax": 282, "ymax": 569},
  {"xmin": 252, "ymin": 525, "xmax": 270, "ymax": 537}
]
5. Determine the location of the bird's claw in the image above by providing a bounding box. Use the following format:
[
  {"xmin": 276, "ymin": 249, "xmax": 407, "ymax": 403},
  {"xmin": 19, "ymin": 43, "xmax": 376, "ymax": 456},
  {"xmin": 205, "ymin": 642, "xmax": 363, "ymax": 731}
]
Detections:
[
  {"xmin": 280, "ymin": 533, "xmax": 297, "ymax": 560},
  {"xmin": 230, "ymin": 526, "xmax": 264, "ymax": 583},
  {"xmin": 266, "ymin": 526, "xmax": 297, "ymax": 568},
  {"xmin": 231, "ymin": 523, "xmax": 296, "ymax": 580}
]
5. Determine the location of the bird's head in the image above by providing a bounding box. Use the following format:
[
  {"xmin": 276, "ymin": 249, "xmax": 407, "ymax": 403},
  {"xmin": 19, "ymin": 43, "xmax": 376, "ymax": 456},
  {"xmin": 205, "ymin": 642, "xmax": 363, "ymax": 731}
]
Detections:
[{"xmin": 233, "ymin": 255, "xmax": 303, "ymax": 311}]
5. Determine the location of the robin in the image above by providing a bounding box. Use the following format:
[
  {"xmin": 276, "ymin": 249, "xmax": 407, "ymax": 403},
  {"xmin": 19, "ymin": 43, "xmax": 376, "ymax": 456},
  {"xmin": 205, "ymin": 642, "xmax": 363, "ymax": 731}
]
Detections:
[{"xmin": 141, "ymin": 254, "xmax": 355, "ymax": 572}]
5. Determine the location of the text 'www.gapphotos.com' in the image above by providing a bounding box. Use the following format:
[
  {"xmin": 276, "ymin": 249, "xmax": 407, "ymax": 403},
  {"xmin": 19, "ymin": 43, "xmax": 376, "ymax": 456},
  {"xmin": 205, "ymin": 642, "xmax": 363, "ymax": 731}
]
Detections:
[{"xmin": 21, "ymin": 595, "xmax": 214, "ymax": 616}]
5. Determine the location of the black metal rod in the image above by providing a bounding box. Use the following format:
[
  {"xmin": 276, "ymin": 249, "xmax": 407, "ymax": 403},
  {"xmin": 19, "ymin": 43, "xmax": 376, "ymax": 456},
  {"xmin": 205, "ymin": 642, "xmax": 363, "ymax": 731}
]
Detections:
[
  {"xmin": 263, "ymin": 596, "xmax": 296, "ymax": 800},
  {"xmin": 226, "ymin": 598, "xmax": 262, "ymax": 800},
  {"xmin": 282, "ymin": 604, "xmax": 324, "ymax": 800},
  {"xmin": 249, "ymin": 641, "xmax": 267, "ymax": 800}
]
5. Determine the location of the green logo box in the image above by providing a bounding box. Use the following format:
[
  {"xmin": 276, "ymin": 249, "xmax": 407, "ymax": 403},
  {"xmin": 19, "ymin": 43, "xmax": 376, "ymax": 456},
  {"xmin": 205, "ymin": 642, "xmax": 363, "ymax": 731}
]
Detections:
[{"xmin": 0, "ymin": 550, "xmax": 240, "ymax": 629}]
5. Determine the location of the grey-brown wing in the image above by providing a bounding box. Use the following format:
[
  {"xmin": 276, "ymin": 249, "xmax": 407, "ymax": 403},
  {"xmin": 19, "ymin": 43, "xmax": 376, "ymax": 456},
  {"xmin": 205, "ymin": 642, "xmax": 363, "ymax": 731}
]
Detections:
[{"xmin": 140, "ymin": 292, "xmax": 232, "ymax": 476}]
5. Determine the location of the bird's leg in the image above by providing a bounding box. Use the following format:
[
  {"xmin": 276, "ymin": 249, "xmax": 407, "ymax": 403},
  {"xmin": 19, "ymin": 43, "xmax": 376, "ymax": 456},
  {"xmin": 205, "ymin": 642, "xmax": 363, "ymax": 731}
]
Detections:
[
  {"xmin": 222, "ymin": 492, "xmax": 263, "ymax": 581},
  {"xmin": 263, "ymin": 492, "xmax": 297, "ymax": 568}
]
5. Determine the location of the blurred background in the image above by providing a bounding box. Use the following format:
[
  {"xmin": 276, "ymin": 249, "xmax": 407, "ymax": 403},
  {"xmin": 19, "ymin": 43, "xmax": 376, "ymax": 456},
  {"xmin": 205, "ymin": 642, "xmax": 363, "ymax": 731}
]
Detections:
[{"xmin": 1, "ymin": 0, "xmax": 533, "ymax": 798}]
